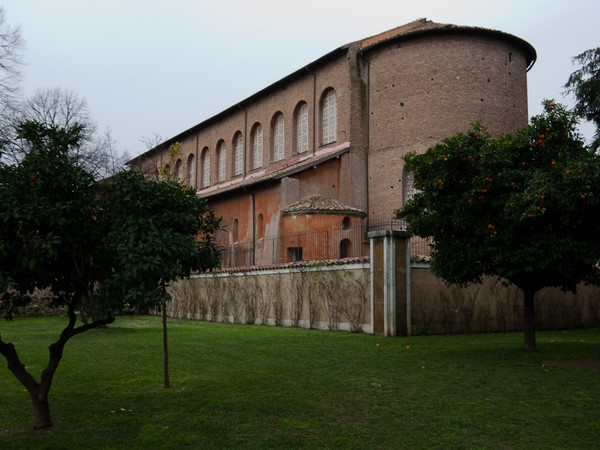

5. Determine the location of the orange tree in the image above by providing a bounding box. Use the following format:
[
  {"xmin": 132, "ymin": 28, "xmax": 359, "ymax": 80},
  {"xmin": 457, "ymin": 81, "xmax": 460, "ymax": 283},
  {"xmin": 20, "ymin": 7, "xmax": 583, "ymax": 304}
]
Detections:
[
  {"xmin": 397, "ymin": 101, "xmax": 600, "ymax": 351},
  {"xmin": 0, "ymin": 121, "xmax": 220, "ymax": 429}
]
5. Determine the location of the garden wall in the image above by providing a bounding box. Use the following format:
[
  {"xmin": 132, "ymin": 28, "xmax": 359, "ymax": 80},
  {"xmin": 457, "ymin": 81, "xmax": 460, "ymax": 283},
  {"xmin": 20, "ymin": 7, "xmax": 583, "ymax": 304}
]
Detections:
[
  {"xmin": 165, "ymin": 260, "xmax": 600, "ymax": 335},
  {"xmin": 167, "ymin": 262, "xmax": 372, "ymax": 333}
]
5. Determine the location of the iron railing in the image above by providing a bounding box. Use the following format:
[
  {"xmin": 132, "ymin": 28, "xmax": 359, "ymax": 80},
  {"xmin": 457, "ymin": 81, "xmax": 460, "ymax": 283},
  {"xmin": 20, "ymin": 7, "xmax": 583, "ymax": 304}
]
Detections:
[{"xmin": 220, "ymin": 219, "xmax": 431, "ymax": 268}]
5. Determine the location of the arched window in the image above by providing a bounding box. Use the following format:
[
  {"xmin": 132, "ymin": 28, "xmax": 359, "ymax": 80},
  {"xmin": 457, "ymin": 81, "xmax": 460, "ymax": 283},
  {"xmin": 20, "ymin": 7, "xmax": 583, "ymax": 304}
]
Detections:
[
  {"xmin": 271, "ymin": 113, "xmax": 285, "ymax": 162},
  {"xmin": 321, "ymin": 88, "xmax": 337, "ymax": 145},
  {"xmin": 201, "ymin": 147, "xmax": 210, "ymax": 188},
  {"xmin": 340, "ymin": 239, "xmax": 352, "ymax": 259},
  {"xmin": 217, "ymin": 140, "xmax": 226, "ymax": 182},
  {"xmin": 342, "ymin": 217, "xmax": 351, "ymax": 230},
  {"xmin": 174, "ymin": 159, "xmax": 183, "ymax": 183},
  {"xmin": 294, "ymin": 101, "xmax": 309, "ymax": 154},
  {"xmin": 187, "ymin": 154, "xmax": 196, "ymax": 187},
  {"xmin": 251, "ymin": 123, "xmax": 263, "ymax": 170},
  {"xmin": 233, "ymin": 132, "xmax": 244, "ymax": 176}
]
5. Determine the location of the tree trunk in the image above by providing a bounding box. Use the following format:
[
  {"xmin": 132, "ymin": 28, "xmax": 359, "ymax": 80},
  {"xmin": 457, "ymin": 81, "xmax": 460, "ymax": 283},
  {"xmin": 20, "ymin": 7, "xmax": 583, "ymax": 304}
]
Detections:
[
  {"xmin": 31, "ymin": 391, "xmax": 53, "ymax": 429},
  {"xmin": 163, "ymin": 304, "xmax": 170, "ymax": 389},
  {"xmin": 1, "ymin": 306, "xmax": 115, "ymax": 429},
  {"xmin": 523, "ymin": 288, "xmax": 537, "ymax": 351}
]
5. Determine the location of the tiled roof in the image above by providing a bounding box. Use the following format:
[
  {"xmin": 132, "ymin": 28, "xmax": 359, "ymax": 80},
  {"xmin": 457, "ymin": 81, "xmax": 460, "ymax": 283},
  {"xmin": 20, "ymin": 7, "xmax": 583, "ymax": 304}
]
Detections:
[{"xmin": 281, "ymin": 195, "xmax": 367, "ymax": 217}]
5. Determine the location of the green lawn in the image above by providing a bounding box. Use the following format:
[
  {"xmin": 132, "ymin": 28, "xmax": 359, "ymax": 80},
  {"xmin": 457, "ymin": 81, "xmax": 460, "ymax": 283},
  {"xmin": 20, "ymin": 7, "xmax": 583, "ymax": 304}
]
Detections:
[{"xmin": 1, "ymin": 316, "xmax": 599, "ymax": 449}]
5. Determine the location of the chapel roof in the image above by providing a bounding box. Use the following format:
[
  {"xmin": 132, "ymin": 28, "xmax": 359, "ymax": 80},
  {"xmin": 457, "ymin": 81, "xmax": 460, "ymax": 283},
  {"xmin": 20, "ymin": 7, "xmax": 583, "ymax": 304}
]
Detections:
[{"xmin": 281, "ymin": 195, "xmax": 367, "ymax": 217}]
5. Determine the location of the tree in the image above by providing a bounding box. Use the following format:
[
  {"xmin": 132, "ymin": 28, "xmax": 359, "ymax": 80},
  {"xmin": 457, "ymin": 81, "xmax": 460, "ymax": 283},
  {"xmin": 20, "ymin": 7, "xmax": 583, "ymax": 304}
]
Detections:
[
  {"xmin": 0, "ymin": 7, "xmax": 24, "ymax": 153},
  {"xmin": 5, "ymin": 87, "xmax": 129, "ymax": 178},
  {"xmin": 564, "ymin": 47, "xmax": 600, "ymax": 150},
  {"xmin": 98, "ymin": 168, "xmax": 221, "ymax": 389},
  {"xmin": 397, "ymin": 101, "xmax": 600, "ymax": 351},
  {"xmin": 0, "ymin": 121, "xmax": 220, "ymax": 429}
]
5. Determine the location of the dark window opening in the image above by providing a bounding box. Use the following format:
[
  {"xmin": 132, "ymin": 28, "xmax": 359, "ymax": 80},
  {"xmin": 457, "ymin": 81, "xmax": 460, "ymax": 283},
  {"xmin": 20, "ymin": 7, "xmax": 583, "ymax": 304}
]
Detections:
[
  {"xmin": 288, "ymin": 247, "xmax": 303, "ymax": 262},
  {"xmin": 342, "ymin": 216, "xmax": 351, "ymax": 230},
  {"xmin": 340, "ymin": 239, "xmax": 352, "ymax": 259}
]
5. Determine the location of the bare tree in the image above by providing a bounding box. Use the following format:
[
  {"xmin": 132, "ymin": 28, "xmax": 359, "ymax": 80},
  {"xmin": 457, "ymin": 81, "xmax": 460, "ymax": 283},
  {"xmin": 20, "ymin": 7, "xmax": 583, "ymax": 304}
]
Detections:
[
  {"xmin": 8, "ymin": 87, "xmax": 128, "ymax": 178},
  {"xmin": 0, "ymin": 7, "xmax": 24, "ymax": 156}
]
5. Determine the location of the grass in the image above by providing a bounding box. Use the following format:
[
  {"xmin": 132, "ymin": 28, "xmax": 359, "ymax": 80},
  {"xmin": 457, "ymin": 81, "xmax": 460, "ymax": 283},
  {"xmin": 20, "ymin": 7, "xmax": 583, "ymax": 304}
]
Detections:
[{"xmin": 1, "ymin": 316, "xmax": 599, "ymax": 449}]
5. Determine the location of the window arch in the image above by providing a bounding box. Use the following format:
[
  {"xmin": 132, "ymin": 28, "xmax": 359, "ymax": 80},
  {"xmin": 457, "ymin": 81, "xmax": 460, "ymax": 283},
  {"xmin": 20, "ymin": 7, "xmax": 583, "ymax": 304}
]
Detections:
[
  {"xmin": 233, "ymin": 132, "xmax": 244, "ymax": 176},
  {"xmin": 294, "ymin": 101, "xmax": 309, "ymax": 154},
  {"xmin": 321, "ymin": 88, "xmax": 337, "ymax": 145},
  {"xmin": 187, "ymin": 154, "xmax": 196, "ymax": 187},
  {"xmin": 342, "ymin": 216, "xmax": 351, "ymax": 230},
  {"xmin": 174, "ymin": 159, "xmax": 183, "ymax": 183},
  {"xmin": 271, "ymin": 112, "xmax": 285, "ymax": 162},
  {"xmin": 201, "ymin": 147, "xmax": 210, "ymax": 188},
  {"xmin": 251, "ymin": 123, "xmax": 263, "ymax": 170},
  {"xmin": 340, "ymin": 239, "xmax": 352, "ymax": 259},
  {"xmin": 217, "ymin": 140, "xmax": 226, "ymax": 182}
]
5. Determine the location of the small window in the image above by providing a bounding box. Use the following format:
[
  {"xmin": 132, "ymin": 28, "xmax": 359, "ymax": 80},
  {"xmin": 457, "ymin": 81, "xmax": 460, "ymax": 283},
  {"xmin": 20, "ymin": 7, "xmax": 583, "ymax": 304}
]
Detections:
[
  {"xmin": 217, "ymin": 140, "xmax": 226, "ymax": 182},
  {"xmin": 272, "ymin": 113, "xmax": 285, "ymax": 162},
  {"xmin": 251, "ymin": 123, "xmax": 263, "ymax": 169},
  {"xmin": 187, "ymin": 154, "xmax": 196, "ymax": 187},
  {"xmin": 288, "ymin": 247, "xmax": 302, "ymax": 262},
  {"xmin": 321, "ymin": 89, "xmax": 337, "ymax": 145},
  {"xmin": 201, "ymin": 147, "xmax": 210, "ymax": 188},
  {"xmin": 340, "ymin": 239, "xmax": 352, "ymax": 259},
  {"xmin": 233, "ymin": 132, "xmax": 244, "ymax": 176},
  {"xmin": 294, "ymin": 102, "xmax": 309, "ymax": 154},
  {"xmin": 342, "ymin": 217, "xmax": 351, "ymax": 230}
]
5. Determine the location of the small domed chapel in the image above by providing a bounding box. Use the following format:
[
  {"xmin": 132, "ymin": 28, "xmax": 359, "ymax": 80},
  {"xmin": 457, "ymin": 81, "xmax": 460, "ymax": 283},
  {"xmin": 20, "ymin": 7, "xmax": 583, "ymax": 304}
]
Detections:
[{"xmin": 128, "ymin": 18, "xmax": 536, "ymax": 267}]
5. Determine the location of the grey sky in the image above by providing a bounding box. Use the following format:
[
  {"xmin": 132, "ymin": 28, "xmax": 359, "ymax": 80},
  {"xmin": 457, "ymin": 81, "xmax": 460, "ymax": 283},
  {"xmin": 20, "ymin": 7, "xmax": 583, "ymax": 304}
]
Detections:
[{"xmin": 4, "ymin": 0, "xmax": 599, "ymax": 157}]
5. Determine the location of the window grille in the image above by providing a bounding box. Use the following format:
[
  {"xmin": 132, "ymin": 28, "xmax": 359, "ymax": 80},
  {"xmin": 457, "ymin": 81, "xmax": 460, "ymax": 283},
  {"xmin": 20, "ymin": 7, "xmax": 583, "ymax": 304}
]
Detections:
[
  {"xmin": 273, "ymin": 114, "xmax": 285, "ymax": 162},
  {"xmin": 187, "ymin": 154, "xmax": 196, "ymax": 187},
  {"xmin": 234, "ymin": 133, "xmax": 244, "ymax": 176},
  {"xmin": 252, "ymin": 125, "xmax": 263, "ymax": 169},
  {"xmin": 201, "ymin": 148, "xmax": 210, "ymax": 188},
  {"xmin": 322, "ymin": 89, "xmax": 337, "ymax": 145},
  {"xmin": 218, "ymin": 142, "xmax": 226, "ymax": 182},
  {"xmin": 296, "ymin": 102, "xmax": 308, "ymax": 153}
]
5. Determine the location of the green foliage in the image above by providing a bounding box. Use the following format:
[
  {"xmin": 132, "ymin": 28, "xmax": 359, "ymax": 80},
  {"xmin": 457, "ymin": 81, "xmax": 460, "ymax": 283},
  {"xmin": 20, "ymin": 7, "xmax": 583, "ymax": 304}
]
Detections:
[
  {"xmin": 98, "ymin": 170, "xmax": 221, "ymax": 312},
  {"xmin": 397, "ymin": 101, "xmax": 600, "ymax": 295},
  {"xmin": 0, "ymin": 121, "xmax": 98, "ymax": 315},
  {"xmin": 0, "ymin": 121, "xmax": 221, "ymax": 428},
  {"xmin": 565, "ymin": 47, "xmax": 600, "ymax": 149},
  {"xmin": 1, "ymin": 123, "xmax": 220, "ymax": 318},
  {"xmin": 158, "ymin": 141, "xmax": 182, "ymax": 180}
]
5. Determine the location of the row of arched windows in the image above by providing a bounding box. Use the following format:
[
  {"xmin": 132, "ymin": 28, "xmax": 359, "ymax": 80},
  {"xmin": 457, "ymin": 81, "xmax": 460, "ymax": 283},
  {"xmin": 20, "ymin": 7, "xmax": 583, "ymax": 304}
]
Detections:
[{"xmin": 171, "ymin": 88, "xmax": 337, "ymax": 189}]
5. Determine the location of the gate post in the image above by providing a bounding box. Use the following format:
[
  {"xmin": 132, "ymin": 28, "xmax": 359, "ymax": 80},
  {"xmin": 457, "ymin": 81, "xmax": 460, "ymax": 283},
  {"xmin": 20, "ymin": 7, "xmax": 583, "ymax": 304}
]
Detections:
[{"xmin": 368, "ymin": 230, "xmax": 411, "ymax": 336}]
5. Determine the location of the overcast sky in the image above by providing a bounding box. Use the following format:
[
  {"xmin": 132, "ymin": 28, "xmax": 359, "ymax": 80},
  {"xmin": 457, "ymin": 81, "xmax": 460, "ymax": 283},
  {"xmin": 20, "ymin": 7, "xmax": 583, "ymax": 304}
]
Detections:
[{"xmin": 4, "ymin": 0, "xmax": 599, "ymax": 158}]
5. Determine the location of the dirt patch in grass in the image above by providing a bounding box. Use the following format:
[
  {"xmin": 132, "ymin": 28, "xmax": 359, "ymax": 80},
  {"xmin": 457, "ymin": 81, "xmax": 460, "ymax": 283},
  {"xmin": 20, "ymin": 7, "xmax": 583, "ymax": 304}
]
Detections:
[{"xmin": 542, "ymin": 360, "xmax": 600, "ymax": 373}]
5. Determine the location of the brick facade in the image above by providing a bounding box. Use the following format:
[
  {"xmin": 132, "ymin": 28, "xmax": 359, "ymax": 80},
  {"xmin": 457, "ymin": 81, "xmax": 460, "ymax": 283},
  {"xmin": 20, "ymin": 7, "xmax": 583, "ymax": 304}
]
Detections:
[{"xmin": 128, "ymin": 19, "xmax": 536, "ymax": 266}]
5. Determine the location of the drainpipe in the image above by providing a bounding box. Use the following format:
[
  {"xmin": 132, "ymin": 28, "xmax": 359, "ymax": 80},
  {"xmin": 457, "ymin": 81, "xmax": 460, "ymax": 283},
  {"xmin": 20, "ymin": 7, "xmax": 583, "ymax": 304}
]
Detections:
[
  {"xmin": 305, "ymin": 66, "xmax": 317, "ymax": 156},
  {"xmin": 363, "ymin": 56, "xmax": 371, "ymax": 230},
  {"xmin": 244, "ymin": 186, "xmax": 256, "ymax": 266}
]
